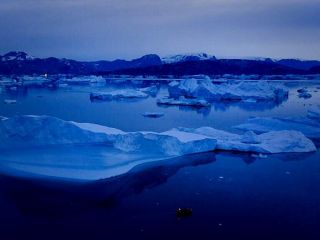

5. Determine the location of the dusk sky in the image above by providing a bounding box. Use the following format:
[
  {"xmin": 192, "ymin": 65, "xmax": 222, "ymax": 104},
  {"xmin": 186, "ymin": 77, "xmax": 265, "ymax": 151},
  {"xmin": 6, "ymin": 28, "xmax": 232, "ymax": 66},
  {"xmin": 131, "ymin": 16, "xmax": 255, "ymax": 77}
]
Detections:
[{"xmin": 1, "ymin": 0, "xmax": 320, "ymax": 60}]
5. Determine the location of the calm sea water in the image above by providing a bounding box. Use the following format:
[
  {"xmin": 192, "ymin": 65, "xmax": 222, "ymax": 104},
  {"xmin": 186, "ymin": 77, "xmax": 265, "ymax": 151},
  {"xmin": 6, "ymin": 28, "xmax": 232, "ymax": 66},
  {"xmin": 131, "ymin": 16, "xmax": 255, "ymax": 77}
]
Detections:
[{"xmin": 0, "ymin": 80, "xmax": 319, "ymax": 239}]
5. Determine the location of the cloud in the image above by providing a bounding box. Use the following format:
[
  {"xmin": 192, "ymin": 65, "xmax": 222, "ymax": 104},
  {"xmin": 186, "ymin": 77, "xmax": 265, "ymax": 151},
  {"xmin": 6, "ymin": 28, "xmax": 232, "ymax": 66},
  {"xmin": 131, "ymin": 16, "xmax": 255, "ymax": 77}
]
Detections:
[{"xmin": 0, "ymin": 0, "xmax": 319, "ymax": 60}]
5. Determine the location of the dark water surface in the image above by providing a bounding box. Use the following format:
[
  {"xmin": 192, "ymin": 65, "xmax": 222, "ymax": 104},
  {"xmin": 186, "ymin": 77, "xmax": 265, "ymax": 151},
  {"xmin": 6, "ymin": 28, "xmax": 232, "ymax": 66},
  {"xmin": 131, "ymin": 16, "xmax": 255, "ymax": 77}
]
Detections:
[{"xmin": 0, "ymin": 81, "xmax": 320, "ymax": 239}]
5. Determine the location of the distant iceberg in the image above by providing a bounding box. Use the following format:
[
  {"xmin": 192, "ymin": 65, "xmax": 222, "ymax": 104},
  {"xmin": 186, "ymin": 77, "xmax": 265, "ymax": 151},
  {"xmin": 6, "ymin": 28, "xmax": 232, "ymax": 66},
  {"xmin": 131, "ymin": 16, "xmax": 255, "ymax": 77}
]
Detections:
[
  {"xmin": 168, "ymin": 79, "xmax": 288, "ymax": 102},
  {"xmin": 63, "ymin": 75, "xmax": 105, "ymax": 85},
  {"xmin": 235, "ymin": 108, "xmax": 320, "ymax": 139},
  {"xmin": 0, "ymin": 115, "xmax": 315, "ymax": 154},
  {"xmin": 90, "ymin": 89, "xmax": 149, "ymax": 100}
]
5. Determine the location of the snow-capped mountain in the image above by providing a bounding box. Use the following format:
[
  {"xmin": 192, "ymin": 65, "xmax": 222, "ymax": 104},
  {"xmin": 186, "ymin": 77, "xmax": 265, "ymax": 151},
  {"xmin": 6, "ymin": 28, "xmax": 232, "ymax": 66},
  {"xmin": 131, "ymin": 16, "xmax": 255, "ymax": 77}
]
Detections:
[
  {"xmin": 161, "ymin": 53, "xmax": 216, "ymax": 64},
  {"xmin": 242, "ymin": 57, "xmax": 276, "ymax": 62},
  {"xmin": 1, "ymin": 51, "xmax": 34, "ymax": 61}
]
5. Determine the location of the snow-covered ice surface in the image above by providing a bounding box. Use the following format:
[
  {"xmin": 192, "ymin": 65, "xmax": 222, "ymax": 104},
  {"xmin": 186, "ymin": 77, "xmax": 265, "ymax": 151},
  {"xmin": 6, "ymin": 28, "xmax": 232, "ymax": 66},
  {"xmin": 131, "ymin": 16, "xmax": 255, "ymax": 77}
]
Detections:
[{"xmin": 168, "ymin": 78, "xmax": 288, "ymax": 102}]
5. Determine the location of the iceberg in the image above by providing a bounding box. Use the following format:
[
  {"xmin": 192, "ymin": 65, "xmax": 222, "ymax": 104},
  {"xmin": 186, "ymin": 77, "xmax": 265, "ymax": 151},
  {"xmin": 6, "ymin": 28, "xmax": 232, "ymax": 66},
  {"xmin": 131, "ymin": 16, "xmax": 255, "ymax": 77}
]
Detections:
[
  {"xmin": 90, "ymin": 89, "xmax": 148, "ymax": 100},
  {"xmin": 168, "ymin": 78, "xmax": 288, "ymax": 102},
  {"xmin": 63, "ymin": 76, "xmax": 105, "ymax": 85},
  {"xmin": 0, "ymin": 115, "xmax": 315, "ymax": 154},
  {"xmin": 20, "ymin": 76, "xmax": 49, "ymax": 87},
  {"xmin": 178, "ymin": 127, "xmax": 316, "ymax": 153},
  {"xmin": 0, "ymin": 115, "xmax": 216, "ymax": 156},
  {"xmin": 157, "ymin": 96, "xmax": 211, "ymax": 107},
  {"xmin": 235, "ymin": 116, "xmax": 320, "ymax": 139}
]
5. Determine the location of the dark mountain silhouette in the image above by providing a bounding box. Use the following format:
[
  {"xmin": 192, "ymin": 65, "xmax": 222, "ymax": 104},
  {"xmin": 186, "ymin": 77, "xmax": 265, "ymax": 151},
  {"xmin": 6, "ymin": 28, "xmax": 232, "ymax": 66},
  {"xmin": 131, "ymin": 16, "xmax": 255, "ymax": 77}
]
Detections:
[{"xmin": 0, "ymin": 51, "xmax": 319, "ymax": 75}]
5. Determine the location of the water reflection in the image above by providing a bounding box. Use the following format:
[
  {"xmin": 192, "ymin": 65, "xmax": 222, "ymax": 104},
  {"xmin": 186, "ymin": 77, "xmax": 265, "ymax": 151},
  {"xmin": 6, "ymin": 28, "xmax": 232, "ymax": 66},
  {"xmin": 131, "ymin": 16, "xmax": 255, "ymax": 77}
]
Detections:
[
  {"xmin": 0, "ymin": 152, "xmax": 216, "ymax": 217},
  {"xmin": 211, "ymin": 98, "xmax": 288, "ymax": 112},
  {"xmin": 0, "ymin": 150, "xmax": 315, "ymax": 218},
  {"xmin": 157, "ymin": 104, "xmax": 211, "ymax": 116}
]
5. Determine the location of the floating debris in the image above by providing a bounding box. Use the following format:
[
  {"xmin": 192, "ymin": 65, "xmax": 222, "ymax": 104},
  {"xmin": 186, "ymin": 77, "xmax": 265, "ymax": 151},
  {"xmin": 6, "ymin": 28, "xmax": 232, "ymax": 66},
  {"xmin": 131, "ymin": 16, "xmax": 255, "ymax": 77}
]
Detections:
[
  {"xmin": 176, "ymin": 208, "xmax": 193, "ymax": 217},
  {"xmin": 142, "ymin": 112, "xmax": 164, "ymax": 118}
]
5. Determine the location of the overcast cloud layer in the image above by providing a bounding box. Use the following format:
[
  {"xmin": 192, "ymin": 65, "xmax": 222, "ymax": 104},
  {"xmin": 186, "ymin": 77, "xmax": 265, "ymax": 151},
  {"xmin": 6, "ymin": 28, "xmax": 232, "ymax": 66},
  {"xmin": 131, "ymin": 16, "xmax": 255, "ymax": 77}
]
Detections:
[{"xmin": 0, "ymin": 0, "xmax": 319, "ymax": 60}]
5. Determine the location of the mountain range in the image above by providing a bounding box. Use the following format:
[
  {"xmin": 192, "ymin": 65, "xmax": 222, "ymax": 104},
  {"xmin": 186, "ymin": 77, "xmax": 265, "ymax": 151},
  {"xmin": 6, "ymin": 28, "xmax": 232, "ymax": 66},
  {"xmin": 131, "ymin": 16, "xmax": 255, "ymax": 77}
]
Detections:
[{"xmin": 0, "ymin": 51, "xmax": 319, "ymax": 75}]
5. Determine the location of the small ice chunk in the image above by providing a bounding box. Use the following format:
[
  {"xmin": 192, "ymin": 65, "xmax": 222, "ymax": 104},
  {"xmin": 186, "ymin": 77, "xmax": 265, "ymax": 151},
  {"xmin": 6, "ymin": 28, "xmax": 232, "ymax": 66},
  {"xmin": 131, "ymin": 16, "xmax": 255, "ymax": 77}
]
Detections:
[
  {"xmin": 139, "ymin": 85, "xmax": 159, "ymax": 95},
  {"xmin": 142, "ymin": 112, "xmax": 164, "ymax": 118},
  {"xmin": 4, "ymin": 99, "xmax": 17, "ymax": 104}
]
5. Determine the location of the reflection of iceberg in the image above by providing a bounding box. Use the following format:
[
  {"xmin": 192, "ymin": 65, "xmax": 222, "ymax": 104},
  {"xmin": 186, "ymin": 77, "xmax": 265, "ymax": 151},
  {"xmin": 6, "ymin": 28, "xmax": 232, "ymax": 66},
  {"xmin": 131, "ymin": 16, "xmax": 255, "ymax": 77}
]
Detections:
[
  {"xmin": 157, "ymin": 103, "xmax": 211, "ymax": 116},
  {"xmin": 168, "ymin": 79, "xmax": 288, "ymax": 102},
  {"xmin": 211, "ymin": 99, "xmax": 286, "ymax": 112}
]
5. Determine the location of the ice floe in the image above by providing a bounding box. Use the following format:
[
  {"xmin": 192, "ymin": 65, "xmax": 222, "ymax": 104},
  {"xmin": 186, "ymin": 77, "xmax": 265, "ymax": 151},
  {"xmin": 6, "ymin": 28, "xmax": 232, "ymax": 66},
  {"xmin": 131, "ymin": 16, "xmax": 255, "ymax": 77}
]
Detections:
[
  {"xmin": 90, "ymin": 89, "xmax": 149, "ymax": 100},
  {"xmin": 63, "ymin": 76, "xmax": 105, "ymax": 85},
  {"xmin": 139, "ymin": 85, "xmax": 159, "ymax": 95},
  {"xmin": 168, "ymin": 78, "xmax": 288, "ymax": 102},
  {"xmin": 157, "ymin": 96, "xmax": 211, "ymax": 107}
]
